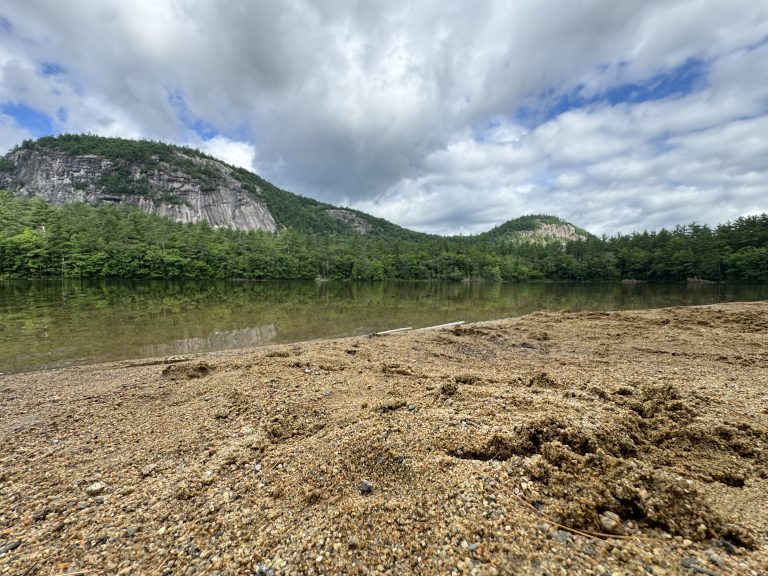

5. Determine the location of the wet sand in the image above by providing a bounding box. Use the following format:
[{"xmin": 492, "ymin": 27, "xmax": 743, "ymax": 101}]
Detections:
[{"xmin": 1, "ymin": 302, "xmax": 767, "ymax": 575}]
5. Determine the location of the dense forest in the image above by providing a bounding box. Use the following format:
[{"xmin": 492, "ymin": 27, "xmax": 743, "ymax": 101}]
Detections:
[{"xmin": 1, "ymin": 191, "xmax": 766, "ymax": 282}]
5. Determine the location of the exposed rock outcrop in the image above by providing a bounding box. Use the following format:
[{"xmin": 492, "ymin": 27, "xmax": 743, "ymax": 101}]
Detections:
[
  {"xmin": 517, "ymin": 222, "xmax": 585, "ymax": 242},
  {"xmin": 0, "ymin": 148, "xmax": 277, "ymax": 232},
  {"xmin": 326, "ymin": 209, "xmax": 373, "ymax": 234}
]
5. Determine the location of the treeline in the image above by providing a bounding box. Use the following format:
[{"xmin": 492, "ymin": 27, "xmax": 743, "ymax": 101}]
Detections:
[{"xmin": 0, "ymin": 192, "xmax": 766, "ymax": 281}]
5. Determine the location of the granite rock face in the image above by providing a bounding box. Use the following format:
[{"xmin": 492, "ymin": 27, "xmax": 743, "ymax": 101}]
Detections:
[
  {"xmin": 0, "ymin": 149, "xmax": 277, "ymax": 232},
  {"xmin": 325, "ymin": 209, "xmax": 373, "ymax": 234},
  {"xmin": 518, "ymin": 222, "xmax": 585, "ymax": 241}
]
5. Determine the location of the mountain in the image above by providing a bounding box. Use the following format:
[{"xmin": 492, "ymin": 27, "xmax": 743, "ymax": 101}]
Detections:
[
  {"xmin": 0, "ymin": 135, "xmax": 583, "ymax": 242},
  {"xmin": 479, "ymin": 214, "xmax": 591, "ymax": 242},
  {"xmin": 0, "ymin": 134, "xmax": 422, "ymax": 239}
]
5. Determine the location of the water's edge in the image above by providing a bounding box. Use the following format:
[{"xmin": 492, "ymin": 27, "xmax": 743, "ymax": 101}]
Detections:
[{"xmin": 1, "ymin": 279, "xmax": 766, "ymax": 373}]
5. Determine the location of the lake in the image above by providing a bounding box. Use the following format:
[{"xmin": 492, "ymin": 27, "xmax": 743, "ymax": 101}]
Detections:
[{"xmin": 1, "ymin": 279, "xmax": 766, "ymax": 373}]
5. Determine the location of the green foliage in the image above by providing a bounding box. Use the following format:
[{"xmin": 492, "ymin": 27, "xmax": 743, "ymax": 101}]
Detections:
[
  {"xmin": 1, "ymin": 190, "xmax": 765, "ymax": 282},
  {"xmin": 2, "ymin": 137, "xmax": 767, "ymax": 283},
  {"xmin": 26, "ymin": 133, "xmax": 214, "ymax": 165},
  {"xmin": 0, "ymin": 158, "xmax": 14, "ymax": 172}
]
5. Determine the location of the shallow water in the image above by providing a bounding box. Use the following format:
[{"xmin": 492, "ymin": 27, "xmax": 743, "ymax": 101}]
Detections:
[{"xmin": 0, "ymin": 279, "xmax": 765, "ymax": 373}]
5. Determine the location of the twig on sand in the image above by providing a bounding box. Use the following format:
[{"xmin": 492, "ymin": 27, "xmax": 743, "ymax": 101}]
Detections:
[
  {"xmin": 512, "ymin": 493, "xmax": 648, "ymax": 542},
  {"xmin": 420, "ymin": 320, "xmax": 465, "ymax": 331},
  {"xmin": 373, "ymin": 326, "xmax": 413, "ymax": 335}
]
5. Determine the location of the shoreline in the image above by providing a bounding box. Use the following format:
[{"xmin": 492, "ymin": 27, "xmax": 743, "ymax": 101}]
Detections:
[
  {"xmin": 1, "ymin": 302, "xmax": 767, "ymax": 574},
  {"xmin": 4, "ymin": 300, "xmax": 763, "ymax": 378}
]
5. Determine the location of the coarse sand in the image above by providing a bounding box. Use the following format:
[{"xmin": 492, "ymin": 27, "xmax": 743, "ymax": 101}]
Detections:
[{"xmin": 1, "ymin": 302, "xmax": 767, "ymax": 575}]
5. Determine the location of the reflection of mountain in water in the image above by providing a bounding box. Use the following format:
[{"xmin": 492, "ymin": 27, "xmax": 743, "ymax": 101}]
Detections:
[{"xmin": 139, "ymin": 325, "xmax": 278, "ymax": 357}]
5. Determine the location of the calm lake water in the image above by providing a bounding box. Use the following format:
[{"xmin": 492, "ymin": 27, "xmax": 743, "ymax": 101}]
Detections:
[{"xmin": 1, "ymin": 279, "xmax": 766, "ymax": 373}]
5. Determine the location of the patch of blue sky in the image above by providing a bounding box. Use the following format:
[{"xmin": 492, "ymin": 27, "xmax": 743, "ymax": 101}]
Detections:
[
  {"xmin": 0, "ymin": 15, "xmax": 13, "ymax": 34},
  {"xmin": 167, "ymin": 89, "xmax": 221, "ymax": 141},
  {"xmin": 472, "ymin": 117, "xmax": 503, "ymax": 143},
  {"xmin": 40, "ymin": 62, "xmax": 65, "ymax": 76},
  {"xmin": 516, "ymin": 58, "xmax": 710, "ymax": 128},
  {"xmin": 602, "ymin": 58, "xmax": 708, "ymax": 105},
  {"xmin": 0, "ymin": 102, "xmax": 55, "ymax": 136}
]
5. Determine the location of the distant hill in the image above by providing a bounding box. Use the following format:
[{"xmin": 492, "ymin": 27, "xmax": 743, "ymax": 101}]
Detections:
[
  {"xmin": 479, "ymin": 214, "xmax": 591, "ymax": 243},
  {"xmin": 0, "ymin": 134, "xmax": 584, "ymax": 242}
]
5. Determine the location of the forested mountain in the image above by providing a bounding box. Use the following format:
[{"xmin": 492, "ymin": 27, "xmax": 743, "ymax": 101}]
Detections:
[
  {"xmin": 0, "ymin": 135, "xmax": 766, "ymax": 282},
  {"xmin": 0, "ymin": 135, "xmax": 425, "ymax": 239}
]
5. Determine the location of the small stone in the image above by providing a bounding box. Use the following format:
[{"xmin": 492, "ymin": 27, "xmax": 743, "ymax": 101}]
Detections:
[
  {"xmin": 254, "ymin": 563, "xmax": 275, "ymax": 576},
  {"xmin": 359, "ymin": 480, "xmax": 374, "ymax": 495},
  {"xmin": 705, "ymin": 549, "xmax": 724, "ymax": 568},
  {"xmin": 407, "ymin": 403, "xmax": 417, "ymax": 411},
  {"xmin": 141, "ymin": 464, "xmax": 157, "ymax": 478},
  {"xmin": 600, "ymin": 511, "xmax": 624, "ymax": 535},
  {"xmin": 552, "ymin": 530, "xmax": 572, "ymax": 544},
  {"xmin": 85, "ymin": 481, "xmax": 107, "ymax": 496},
  {"xmin": 0, "ymin": 540, "xmax": 21, "ymax": 555}
]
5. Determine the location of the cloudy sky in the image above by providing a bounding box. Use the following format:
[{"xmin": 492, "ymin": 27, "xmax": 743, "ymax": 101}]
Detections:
[{"xmin": 1, "ymin": 1, "xmax": 767, "ymax": 235}]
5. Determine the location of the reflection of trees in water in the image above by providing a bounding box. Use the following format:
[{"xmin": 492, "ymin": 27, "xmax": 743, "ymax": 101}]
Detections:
[
  {"xmin": 2, "ymin": 279, "xmax": 768, "ymax": 373},
  {"xmin": 139, "ymin": 324, "xmax": 277, "ymax": 356}
]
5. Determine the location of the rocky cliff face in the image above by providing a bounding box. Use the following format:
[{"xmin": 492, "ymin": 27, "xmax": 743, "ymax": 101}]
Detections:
[
  {"xmin": 0, "ymin": 148, "xmax": 277, "ymax": 232},
  {"xmin": 518, "ymin": 222, "xmax": 585, "ymax": 241}
]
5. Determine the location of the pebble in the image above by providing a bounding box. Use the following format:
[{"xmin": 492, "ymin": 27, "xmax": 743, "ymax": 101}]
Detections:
[
  {"xmin": 705, "ymin": 548, "xmax": 724, "ymax": 568},
  {"xmin": 0, "ymin": 540, "xmax": 21, "ymax": 555},
  {"xmin": 85, "ymin": 481, "xmax": 107, "ymax": 496},
  {"xmin": 599, "ymin": 511, "xmax": 623, "ymax": 535},
  {"xmin": 359, "ymin": 480, "xmax": 374, "ymax": 495},
  {"xmin": 254, "ymin": 563, "xmax": 275, "ymax": 575}
]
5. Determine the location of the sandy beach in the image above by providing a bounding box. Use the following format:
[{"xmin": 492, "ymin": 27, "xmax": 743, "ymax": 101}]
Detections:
[{"xmin": 1, "ymin": 302, "xmax": 767, "ymax": 575}]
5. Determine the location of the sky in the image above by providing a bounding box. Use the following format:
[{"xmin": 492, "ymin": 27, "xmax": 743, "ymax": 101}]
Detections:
[{"xmin": 0, "ymin": 1, "xmax": 767, "ymax": 236}]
